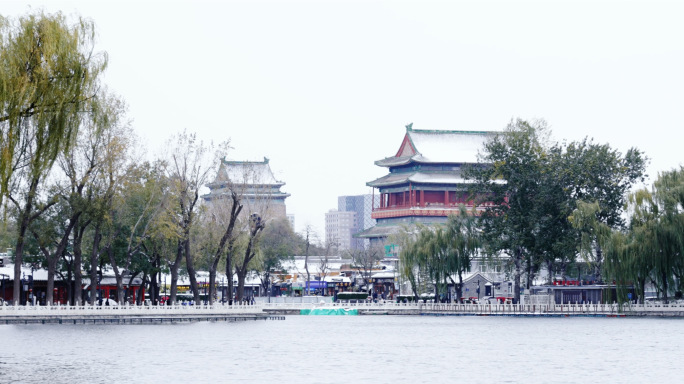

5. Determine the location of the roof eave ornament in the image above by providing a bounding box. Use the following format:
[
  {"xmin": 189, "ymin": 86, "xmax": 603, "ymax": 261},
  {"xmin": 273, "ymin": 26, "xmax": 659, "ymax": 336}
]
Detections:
[{"xmin": 405, "ymin": 122, "xmax": 413, "ymax": 132}]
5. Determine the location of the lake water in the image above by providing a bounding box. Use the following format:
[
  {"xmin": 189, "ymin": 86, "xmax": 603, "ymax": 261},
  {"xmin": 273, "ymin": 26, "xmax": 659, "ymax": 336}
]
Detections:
[{"xmin": 1, "ymin": 315, "xmax": 682, "ymax": 383}]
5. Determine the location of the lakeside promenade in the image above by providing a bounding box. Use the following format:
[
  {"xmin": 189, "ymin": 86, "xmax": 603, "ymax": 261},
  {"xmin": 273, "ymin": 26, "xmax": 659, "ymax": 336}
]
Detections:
[
  {"xmin": 3, "ymin": 299, "xmax": 684, "ymax": 324},
  {"xmin": 264, "ymin": 300, "xmax": 684, "ymax": 317},
  {"xmin": 0, "ymin": 302, "xmax": 277, "ymax": 324}
]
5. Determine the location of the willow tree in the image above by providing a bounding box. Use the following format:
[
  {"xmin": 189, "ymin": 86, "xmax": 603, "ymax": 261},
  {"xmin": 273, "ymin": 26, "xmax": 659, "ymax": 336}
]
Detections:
[
  {"xmin": 653, "ymin": 168, "xmax": 684, "ymax": 299},
  {"xmin": 445, "ymin": 205, "xmax": 480, "ymax": 303},
  {"xmin": 400, "ymin": 206, "xmax": 481, "ymax": 303},
  {"xmin": 395, "ymin": 224, "xmax": 424, "ymax": 301},
  {"xmin": 422, "ymin": 226, "xmax": 449, "ymax": 302},
  {"xmin": 568, "ymin": 201, "xmax": 613, "ymax": 283},
  {"xmin": 618, "ymin": 168, "xmax": 684, "ymax": 303},
  {"xmin": 0, "ymin": 12, "xmax": 107, "ymax": 305},
  {"xmin": 398, "ymin": 224, "xmax": 440, "ymax": 301}
]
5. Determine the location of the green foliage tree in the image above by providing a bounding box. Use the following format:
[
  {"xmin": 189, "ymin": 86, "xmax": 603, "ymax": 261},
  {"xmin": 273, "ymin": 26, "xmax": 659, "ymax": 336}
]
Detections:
[
  {"xmin": 468, "ymin": 119, "xmax": 548, "ymax": 303},
  {"xmin": 564, "ymin": 139, "xmax": 647, "ymax": 281},
  {"xmin": 256, "ymin": 217, "xmax": 297, "ymax": 299}
]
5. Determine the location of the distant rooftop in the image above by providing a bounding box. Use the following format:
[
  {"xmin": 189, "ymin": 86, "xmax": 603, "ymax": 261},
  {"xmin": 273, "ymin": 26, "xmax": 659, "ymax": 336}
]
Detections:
[
  {"xmin": 375, "ymin": 123, "xmax": 498, "ymax": 167},
  {"xmin": 212, "ymin": 157, "xmax": 284, "ymax": 186}
]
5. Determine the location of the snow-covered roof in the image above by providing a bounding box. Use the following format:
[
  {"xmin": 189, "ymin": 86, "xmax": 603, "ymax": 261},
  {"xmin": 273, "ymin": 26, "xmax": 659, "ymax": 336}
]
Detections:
[
  {"xmin": 371, "ymin": 271, "xmax": 396, "ymax": 279},
  {"xmin": 409, "ymin": 129, "xmax": 491, "ymax": 163},
  {"xmin": 375, "ymin": 125, "xmax": 497, "ymax": 167},
  {"xmin": 323, "ymin": 275, "xmax": 351, "ymax": 283},
  {"xmin": 213, "ymin": 157, "xmax": 283, "ymax": 186},
  {"xmin": 0, "ymin": 263, "xmax": 50, "ymax": 281}
]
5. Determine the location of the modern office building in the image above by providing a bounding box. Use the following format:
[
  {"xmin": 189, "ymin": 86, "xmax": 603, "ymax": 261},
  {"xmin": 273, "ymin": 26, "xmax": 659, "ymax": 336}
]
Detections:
[
  {"xmin": 325, "ymin": 209, "xmax": 357, "ymax": 251},
  {"xmin": 338, "ymin": 194, "xmax": 377, "ymax": 234},
  {"xmin": 325, "ymin": 194, "xmax": 378, "ymax": 251}
]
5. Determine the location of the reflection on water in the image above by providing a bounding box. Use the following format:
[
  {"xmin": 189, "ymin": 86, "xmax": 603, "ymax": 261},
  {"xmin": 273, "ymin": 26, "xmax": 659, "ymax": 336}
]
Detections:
[{"xmin": 1, "ymin": 316, "xmax": 682, "ymax": 383}]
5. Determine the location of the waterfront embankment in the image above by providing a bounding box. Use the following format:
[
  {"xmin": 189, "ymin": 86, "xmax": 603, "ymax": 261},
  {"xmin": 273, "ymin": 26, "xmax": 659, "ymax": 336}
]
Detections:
[
  {"xmin": 0, "ymin": 302, "xmax": 278, "ymax": 324},
  {"xmin": 3, "ymin": 300, "xmax": 684, "ymax": 324},
  {"xmin": 264, "ymin": 301, "xmax": 684, "ymax": 317}
]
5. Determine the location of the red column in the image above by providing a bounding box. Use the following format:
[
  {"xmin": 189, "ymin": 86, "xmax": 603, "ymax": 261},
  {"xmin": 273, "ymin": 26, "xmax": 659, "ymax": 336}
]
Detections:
[{"xmin": 409, "ymin": 183, "xmax": 413, "ymax": 207}]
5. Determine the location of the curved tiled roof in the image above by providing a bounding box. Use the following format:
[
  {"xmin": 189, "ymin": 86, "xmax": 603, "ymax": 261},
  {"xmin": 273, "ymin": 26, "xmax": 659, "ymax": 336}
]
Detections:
[
  {"xmin": 210, "ymin": 157, "xmax": 284, "ymax": 186},
  {"xmin": 375, "ymin": 126, "xmax": 497, "ymax": 167},
  {"xmin": 367, "ymin": 171, "xmax": 474, "ymax": 188}
]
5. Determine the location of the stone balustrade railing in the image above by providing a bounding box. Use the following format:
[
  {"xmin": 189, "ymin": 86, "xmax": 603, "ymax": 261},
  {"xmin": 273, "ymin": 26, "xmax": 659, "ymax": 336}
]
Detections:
[{"xmin": 0, "ymin": 302, "xmax": 264, "ymax": 316}]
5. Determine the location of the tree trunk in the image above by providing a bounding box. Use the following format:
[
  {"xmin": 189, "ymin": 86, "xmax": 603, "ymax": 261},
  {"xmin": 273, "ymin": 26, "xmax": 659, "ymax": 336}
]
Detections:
[
  {"xmin": 46, "ymin": 257, "xmax": 57, "ymax": 305},
  {"xmin": 209, "ymin": 191, "xmax": 242, "ymax": 305},
  {"xmin": 12, "ymin": 191, "xmax": 34, "ymax": 305},
  {"xmin": 513, "ymin": 247, "xmax": 523, "ymax": 304},
  {"xmin": 32, "ymin": 216, "xmax": 77, "ymax": 306},
  {"xmin": 148, "ymin": 254, "xmax": 160, "ymax": 305},
  {"xmin": 169, "ymin": 240, "xmax": 184, "ymax": 305},
  {"xmin": 63, "ymin": 255, "xmax": 73, "ymax": 305},
  {"xmin": 226, "ymin": 245, "xmax": 234, "ymax": 305},
  {"xmin": 457, "ymin": 271, "xmax": 464, "ymax": 304},
  {"xmin": 209, "ymin": 268, "xmax": 217, "ymax": 305},
  {"xmin": 88, "ymin": 225, "xmax": 101, "ymax": 305},
  {"xmin": 236, "ymin": 266, "xmax": 246, "ymax": 303},
  {"xmin": 126, "ymin": 272, "xmax": 139, "ymax": 305},
  {"xmin": 662, "ymin": 270, "xmax": 669, "ymax": 304},
  {"xmin": 305, "ymin": 258, "xmax": 311, "ymax": 297},
  {"xmin": 73, "ymin": 219, "xmax": 84, "ymax": 306},
  {"xmin": 525, "ymin": 257, "xmax": 532, "ymax": 289},
  {"xmin": 560, "ymin": 262, "xmax": 567, "ymax": 282},
  {"xmin": 107, "ymin": 246, "xmax": 124, "ymax": 304},
  {"xmin": 594, "ymin": 243, "xmax": 603, "ymax": 283},
  {"xmin": 235, "ymin": 219, "xmax": 264, "ymax": 302},
  {"xmin": 185, "ymin": 238, "xmax": 200, "ymax": 304}
]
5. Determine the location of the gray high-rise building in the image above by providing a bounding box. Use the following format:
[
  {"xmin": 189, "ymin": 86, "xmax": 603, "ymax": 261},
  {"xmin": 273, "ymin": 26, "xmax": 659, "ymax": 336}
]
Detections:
[{"xmin": 335, "ymin": 194, "xmax": 378, "ymax": 250}]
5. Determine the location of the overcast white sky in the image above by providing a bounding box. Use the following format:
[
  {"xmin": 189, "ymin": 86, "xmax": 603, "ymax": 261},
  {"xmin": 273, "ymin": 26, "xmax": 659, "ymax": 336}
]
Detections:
[{"xmin": 4, "ymin": 0, "xmax": 684, "ymax": 237}]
